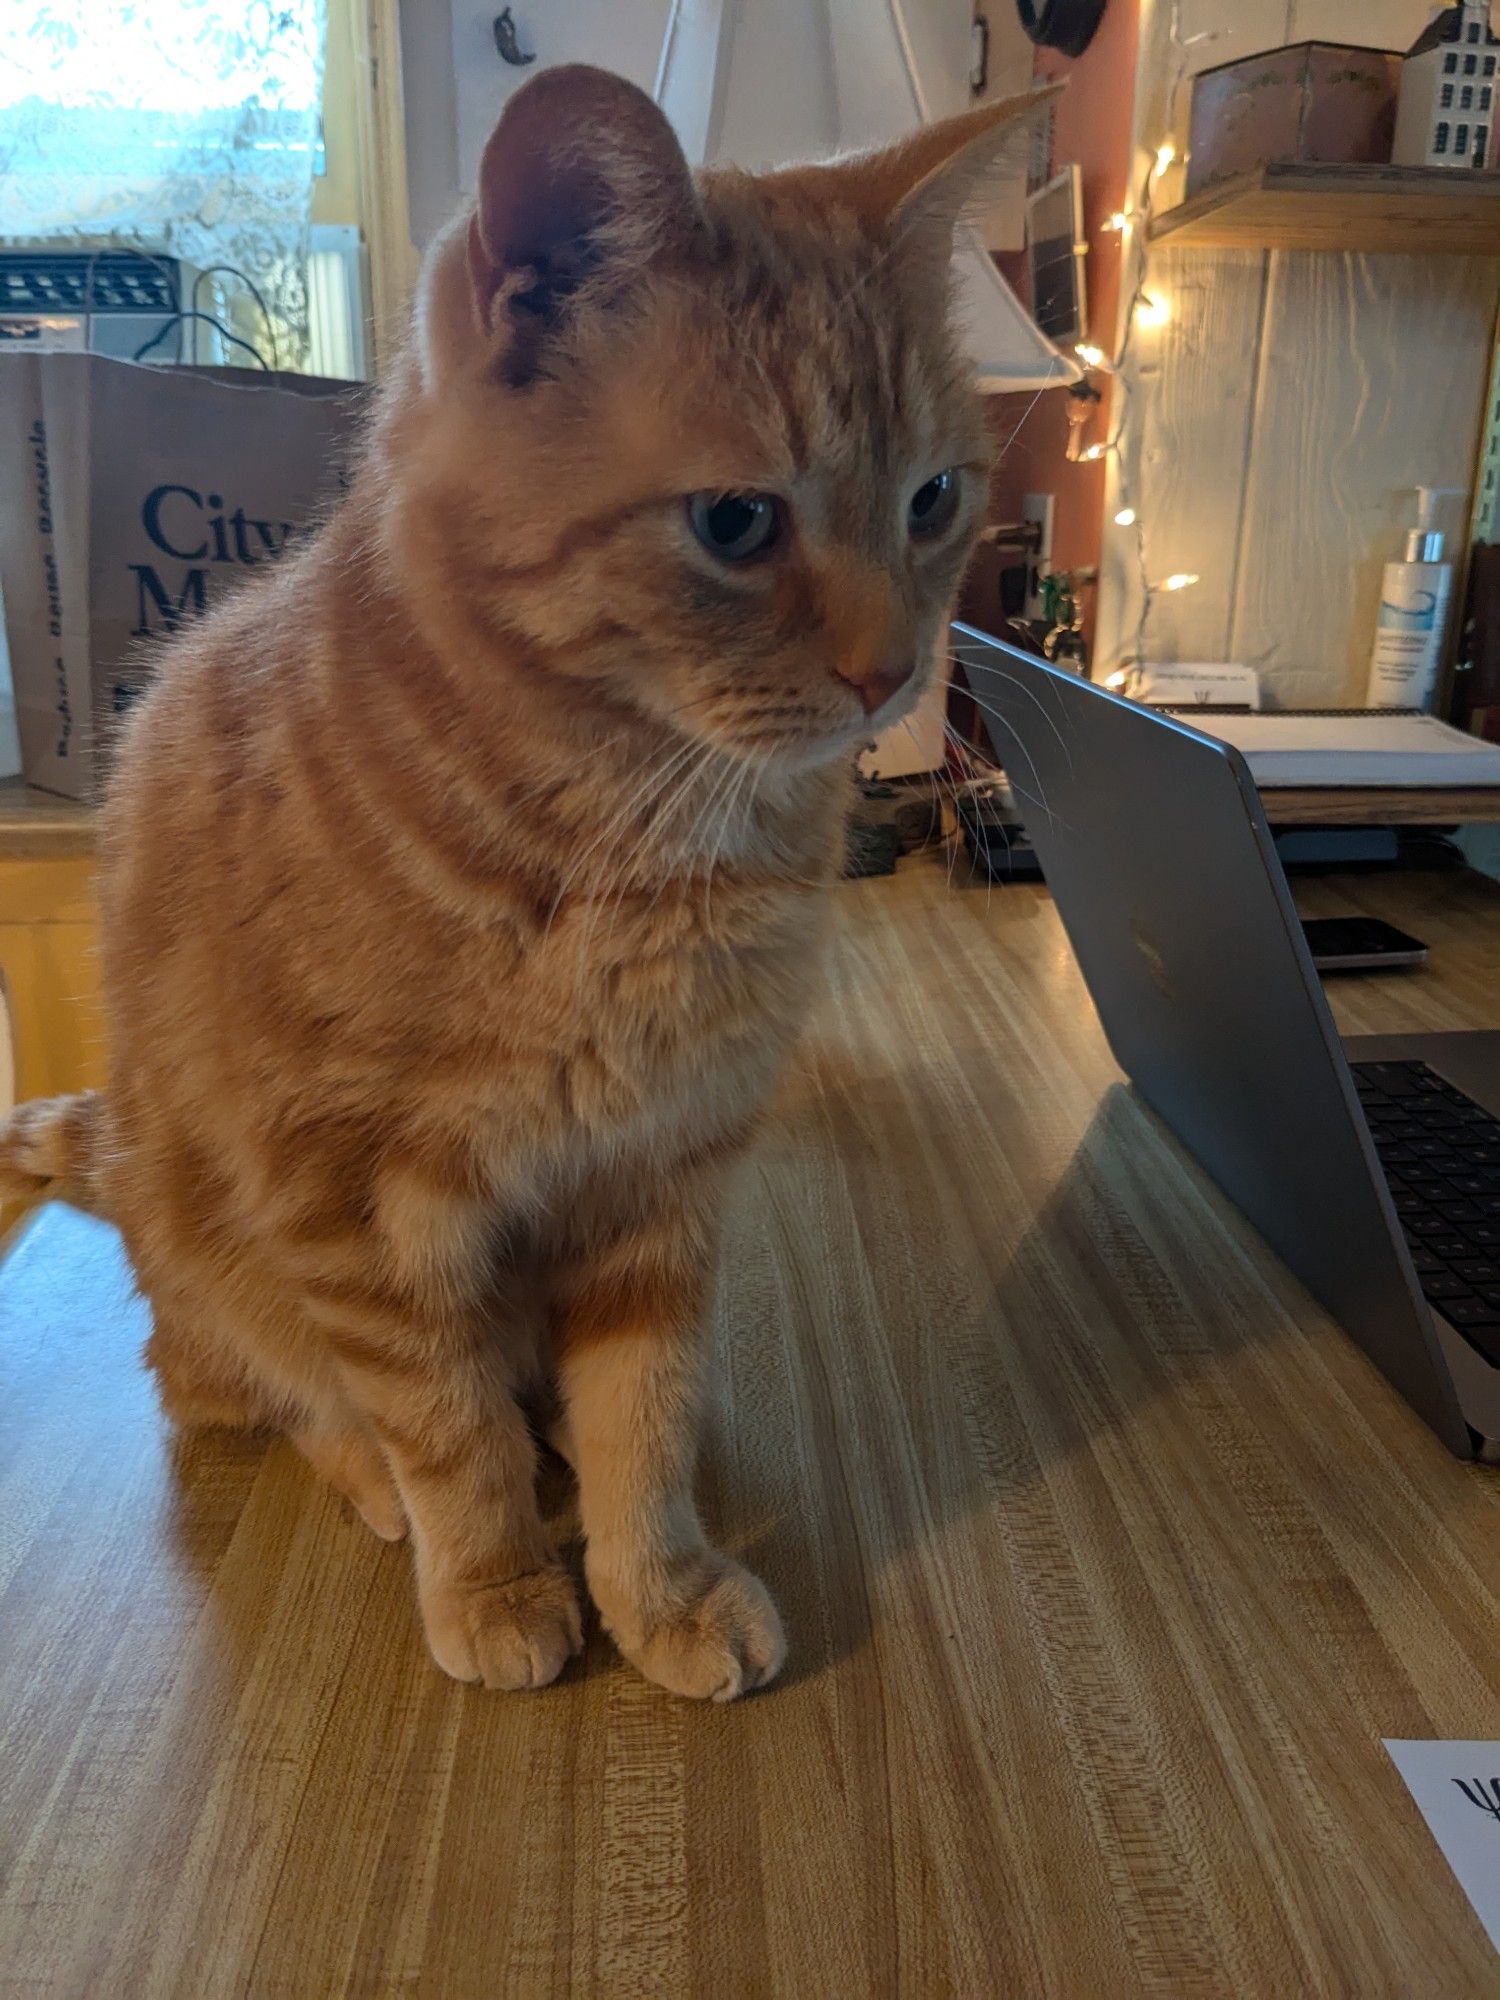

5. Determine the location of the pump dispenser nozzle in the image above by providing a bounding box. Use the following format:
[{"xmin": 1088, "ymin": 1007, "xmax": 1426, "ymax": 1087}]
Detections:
[{"xmin": 1406, "ymin": 486, "xmax": 1463, "ymax": 563}]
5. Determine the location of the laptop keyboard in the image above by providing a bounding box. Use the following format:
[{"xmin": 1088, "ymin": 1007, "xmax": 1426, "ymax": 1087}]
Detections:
[{"xmin": 1351, "ymin": 1061, "xmax": 1500, "ymax": 1365}]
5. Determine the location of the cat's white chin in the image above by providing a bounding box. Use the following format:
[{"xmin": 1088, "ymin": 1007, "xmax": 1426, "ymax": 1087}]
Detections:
[{"xmin": 743, "ymin": 726, "xmax": 870, "ymax": 775}]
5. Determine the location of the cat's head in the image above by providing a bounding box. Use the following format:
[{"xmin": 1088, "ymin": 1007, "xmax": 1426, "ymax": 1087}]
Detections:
[{"xmin": 409, "ymin": 64, "xmax": 1050, "ymax": 773}]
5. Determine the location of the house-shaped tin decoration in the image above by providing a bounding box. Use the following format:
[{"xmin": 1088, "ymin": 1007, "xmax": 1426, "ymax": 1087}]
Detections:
[
  {"xmin": 1393, "ymin": 2, "xmax": 1500, "ymax": 168},
  {"xmin": 1185, "ymin": 44, "xmax": 1402, "ymax": 198}
]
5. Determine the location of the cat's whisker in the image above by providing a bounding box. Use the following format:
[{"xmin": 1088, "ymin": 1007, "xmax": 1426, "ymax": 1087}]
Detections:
[
  {"xmin": 926, "ymin": 724, "xmax": 967, "ymax": 891},
  {"xmin": 959, "ymin": 723, "xmax": 1084, "ymax": 842},
  {"xmin": 936, "ymin": 737, "xmax": 969, "ymax": 896},
  {"xmin": 696, "ymin": 764, "xmax": 736, "ymax": 936},
  {"xmin": 701, "ymin": 755, "xmax": 749, "ymax": 934},
  {"xmin": 937, "ymin": 715, "xmax": 998, "ymax": 908},
  {"xmin": 678, "ymin": 746, "xmax": 742, "ymax": 886},
  {"xmin": 991, "ymin": 386, "xmax": 1048, "ymax": 468},
  {"xmin": 892, "ymin": 719, "xmax": 949, "ymax": 890},
  {"xmin": 547, "ymin": 743, "xmax": 684, "ymax": 897},
  {"xmin": 655, "ymin": 744, "xmax": 748, "ymax": 955},
  {"xmin": 552, "ymin": 736, "xmax": 714, "ymax": 999},
  {"xmin": 688, "ymin": 752, "xmax": 752, "ymax": 937},
  {"xmin": 941, "ymin": 654, "xmax": 1075, "ymax": 775},
  {"xmin": 613, "ymin": 740, "xmax": 721, "ymax": 907},
  {"xmin": 919, "ymin": 720, "xmax": 968, "ymax": 895},
  {"xmin": 1001, "ymin": 775, "xmax": 1081, "ymax": 839},
  {"xmin": 590, "ymin": 738, "xmax": 717, "ymax": 910},
  {"xmin": 541, "ymin": 734, "xmax": 699, "ymax": 946},
  {"xmin": 892, "ymin": 712, "xmax": 952, "ymax": 884},
  {"xmin": 940, "ymin": 677, "xmax": 1063, "ymax": 834},
  {"xmin": 906, "ymin": 730, "xmax": 948, "ymax": 858}
]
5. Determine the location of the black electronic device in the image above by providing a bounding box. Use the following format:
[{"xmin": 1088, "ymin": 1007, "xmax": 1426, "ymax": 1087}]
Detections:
[
  {"xmin": 1014, "ymin": 0, "xmax": 1107, "ymax": 58},
  {"xmin": 1302, "ymin": 917, "xmax": 1429, "ymax": 973}
]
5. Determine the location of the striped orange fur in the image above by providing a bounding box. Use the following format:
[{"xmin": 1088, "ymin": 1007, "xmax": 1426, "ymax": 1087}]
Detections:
[{"xmin": 2, "ymin": 68, "xmax": 1044, "ymax": 1697}]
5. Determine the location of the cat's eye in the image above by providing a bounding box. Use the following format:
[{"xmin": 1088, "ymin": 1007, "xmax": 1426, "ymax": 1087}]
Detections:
[
  {"xmin": 908, "ymin": 470, "xmax": 960, "ymax": 538},
  {"xmin": 687, "ymin": 492, "xmax": 782, "ymax": 563}
]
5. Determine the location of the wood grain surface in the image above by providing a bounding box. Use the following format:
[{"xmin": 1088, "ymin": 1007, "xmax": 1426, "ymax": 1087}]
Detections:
[
  {"xmin": 2, "ymin": 855, "xmax": 1498, "ymax": 1998},
  {"xmin": 0, "ymin": 780, "xmax": 95, "ymax": 863},
  {"xmin": 1260, "ymin": 786, "xmax": 1500, "ymax": 825},
  {"xmin": 1151, "ymin": 165, "xmax": 1500, "ymax": 256}
]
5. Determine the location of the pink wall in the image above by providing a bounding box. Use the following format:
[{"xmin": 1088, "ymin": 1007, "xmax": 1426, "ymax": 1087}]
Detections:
[{"xmin": 963, "ymin": 0, "xmax": 1142, "ymax": 642}]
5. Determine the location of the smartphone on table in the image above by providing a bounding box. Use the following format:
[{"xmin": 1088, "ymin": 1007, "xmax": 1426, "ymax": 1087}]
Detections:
[{"xmin": 1300, "ymin": 917, "xmax": 1429, "ymax": 973}]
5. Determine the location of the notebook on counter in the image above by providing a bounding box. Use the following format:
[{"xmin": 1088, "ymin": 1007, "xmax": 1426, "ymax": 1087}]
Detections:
[{"xmin": 1162, "ymin": 710, "xmax": 1500, "ymax": 789}]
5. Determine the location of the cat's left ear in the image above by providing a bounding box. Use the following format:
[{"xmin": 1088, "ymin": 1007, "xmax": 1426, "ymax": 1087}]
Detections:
[
  {"xmin": 834, "ymin": 86, "xmax": 1063, "ymax": 267},
  {"xmin": 464, "ymin": 63, "xmax": 702, "ymax": 384}
]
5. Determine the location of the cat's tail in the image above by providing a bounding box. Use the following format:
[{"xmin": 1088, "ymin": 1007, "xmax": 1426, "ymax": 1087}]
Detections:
[{"xmin": 0, "ymin": 1092, "xmax": 104, "ymax": 1211}]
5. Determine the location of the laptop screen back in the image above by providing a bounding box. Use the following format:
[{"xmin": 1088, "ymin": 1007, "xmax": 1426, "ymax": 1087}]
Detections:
[{"xmin": 951, "ymin": 625, "xmax": 1470, "ymax": 1454}]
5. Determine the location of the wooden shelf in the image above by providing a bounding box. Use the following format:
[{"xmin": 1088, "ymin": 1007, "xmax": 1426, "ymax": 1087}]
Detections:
[
  {"xmin": 0, "ymin": 777, "xmax": 94, "ymax": 861},
  {"xmin": 1151, "ymin": 162, "xmax": 1500, "ymax": 254}
]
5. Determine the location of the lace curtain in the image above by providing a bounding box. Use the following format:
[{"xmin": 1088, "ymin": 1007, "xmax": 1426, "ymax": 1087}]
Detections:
[{"xmin": 0, "ymin": 0, "xmax": 326, "ymax": 364}]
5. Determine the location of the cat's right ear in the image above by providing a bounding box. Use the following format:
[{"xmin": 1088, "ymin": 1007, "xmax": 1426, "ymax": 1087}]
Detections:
[{"xmin": 430, "ymin": 64, "xmax": 701, "ymax": 388}]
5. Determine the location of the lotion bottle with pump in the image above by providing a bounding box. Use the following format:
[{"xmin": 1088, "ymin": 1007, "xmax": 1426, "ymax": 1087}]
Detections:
[{"xmin": 1365, "ymin": 486, "xmax": 1462, "ymax": 709}]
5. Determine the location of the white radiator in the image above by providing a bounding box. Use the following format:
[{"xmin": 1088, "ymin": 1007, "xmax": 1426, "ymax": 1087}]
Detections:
[{"xmin": 306, "ymin": 225, "xmax": 371, "ymax": 381}]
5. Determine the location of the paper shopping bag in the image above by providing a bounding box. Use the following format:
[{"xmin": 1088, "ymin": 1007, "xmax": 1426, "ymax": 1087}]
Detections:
[{"xmin": 0, "ymin": 352, "xmax": 367, "ymax": 800}]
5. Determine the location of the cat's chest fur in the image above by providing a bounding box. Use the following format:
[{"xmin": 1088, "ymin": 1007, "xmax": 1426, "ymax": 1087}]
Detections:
[
  {"xmin": 454, "ymin": 859, "xmax": 831, "ymax": 1169},
  {"xmin": 397, "ymin": 757, "xmax": 847, "ymax": 1155}
]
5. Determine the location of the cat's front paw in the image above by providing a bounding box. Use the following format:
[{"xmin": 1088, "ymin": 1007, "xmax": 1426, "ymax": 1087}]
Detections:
[
  {"xmin": 421, "ymin": 1563, "xmax": 583, "ymax": 1690},
  {"xmin": 598, "ymin": 1551, "xmax": 785, "ymax": 1702}
]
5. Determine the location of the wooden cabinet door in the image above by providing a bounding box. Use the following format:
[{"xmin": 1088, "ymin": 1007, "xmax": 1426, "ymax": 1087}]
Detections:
[
  {"xmin": 0, "ymin": 859, "xmax": 102, "ymax": 1099},
  {"xmin": 0, "ymin": 855, "xmax": 103, "ymax": 1232}
]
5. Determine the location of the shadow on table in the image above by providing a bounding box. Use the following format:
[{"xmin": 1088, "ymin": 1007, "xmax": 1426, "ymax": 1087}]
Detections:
[
  {"xmin": 736, "ymin": 1049, "xmax": 1357, "ymax": 1682},
  {"xmin": 3, "ymin": 1055, "xmax": 1335, "ymax": 1710}
]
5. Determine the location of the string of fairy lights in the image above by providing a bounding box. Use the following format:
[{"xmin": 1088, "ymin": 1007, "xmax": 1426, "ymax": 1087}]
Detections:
[{"xmin": 1056, "ymin": 1, "xmax": 1226, "ymax": 683}]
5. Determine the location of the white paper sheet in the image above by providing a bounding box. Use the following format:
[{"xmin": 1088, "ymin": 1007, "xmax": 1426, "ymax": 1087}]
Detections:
[
  {"xmin": 1384, "ymin": 1740, "xmax": 1500, "ymax": 1952},
  {"xmin": 1172, "ymin": 711, "xmax": 1500, "ymax": 789}
]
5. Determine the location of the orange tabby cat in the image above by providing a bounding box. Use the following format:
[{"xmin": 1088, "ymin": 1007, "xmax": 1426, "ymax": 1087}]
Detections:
[{"xmin": 1, "ymin": 68, "xmax": 1042, "ymax": 1698}]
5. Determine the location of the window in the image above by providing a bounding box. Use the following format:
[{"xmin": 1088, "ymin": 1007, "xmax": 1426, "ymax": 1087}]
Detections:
[
  {"xmin": 1477, "ymin": 124, "xmax": 1490, "ymax": 160},
  {"xmin": 1456, "ymin": 122, "xmax": 1471, "ymax": 154},
  {"xmin": 1443, "ymin": 82, "xmax": 1456, "ymax": 106},
  {"xmin": 1487, "ymin": 57, "xmax": 1497, "ymax": 76},
  {"xmin": 0, "ymin": 2, "xmax": 325, "ymax": 364},
  {"xmin": 1435, "ymin": 120, "xmax": 1452, "ymax": 153},
  {"xmin": 1484, "ymin": 86, "xmax": 1494, "ymax": 110},
  {"xmin": 1445, "ymin": 52, "xmax": 1459, "ymax": 73},
  {"xmin": 1469, "ymin": 19, "xmax": 1482, "ymax": 41},
  {"xmin": 1462, "ymin": 84, "xmax": 1475, "ymax": 108},
  {"xmin": 1466, "ymin": 53, "xmax": 1479, "ymax": 74}
]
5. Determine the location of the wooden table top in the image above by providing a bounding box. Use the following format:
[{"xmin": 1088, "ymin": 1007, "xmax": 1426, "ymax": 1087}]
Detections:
[{"xmin": 2, "ymin": 854, "xmax": 1498, "ymax": 1997}]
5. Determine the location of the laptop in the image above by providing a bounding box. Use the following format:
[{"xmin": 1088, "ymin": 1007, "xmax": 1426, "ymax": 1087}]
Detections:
[{"xmin": 952, "ymin": 623, "xmax": 1500, "ymax": 1461}]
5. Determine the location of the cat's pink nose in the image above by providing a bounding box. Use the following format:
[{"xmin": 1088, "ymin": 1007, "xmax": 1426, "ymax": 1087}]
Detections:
[{"xmin": 834, "ymin": 659, "xmax": 915, "ymax": 715}]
